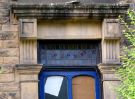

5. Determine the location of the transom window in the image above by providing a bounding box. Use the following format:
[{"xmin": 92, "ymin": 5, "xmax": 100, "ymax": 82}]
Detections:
[{"xmin": 38, "ymin": 40, "xmax": 101, "ymax": 66}]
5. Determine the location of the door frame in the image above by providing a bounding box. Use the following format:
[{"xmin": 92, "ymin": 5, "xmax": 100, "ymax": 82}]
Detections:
[{"xmin": 39, "ymin": 66, "xmax": 101, "ymax": 99}]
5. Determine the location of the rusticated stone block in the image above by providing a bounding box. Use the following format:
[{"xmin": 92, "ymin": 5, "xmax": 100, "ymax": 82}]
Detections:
[
  {"xmin": 8, "ymin": 92, "xmax": 20, "ymax": 99},
  {"xmin": 4, "ymin": 57, "xmax": 19, "ymax": 64},
  {"xmin": 0, "ymin": 24, "xmax": 2, "ymax": 30},
  {"xmin": 2, "ymin": 25, "xmax": 18, "ymax": 32},
  {"xmin": 0, "ymin": 82, "xmax": 19, "ymax": 91},
  {"xmin": 0, "ymin": 92, "xmax": 19, "ymax": 99},
  {"xmin": 3, "ymin": 40, "xmax": 18, "ymax": 48},
  {"xmin": 0, "ymin": 0, "xmax": 9, "ymax": 3},
  {"xmin": 0, "ymin": 48, "xmax": 19, "ymax": 57},
  {"xmin": 0, "ymin": 31, "xmax": 18, "ymax": 40},
  {"xmin": 0, "ymin": 65, "xmax": 14, "ymax": 73},
  {"xmin": 0, "ymin": 49, "xmax": 7, "ymax": 56},
  {"xmin": 0, "ymin": 41, "xmax": 2, "ymax": 48},
  {"xmin": 0, "ymin": 57, "xmax": 3, "ymax": 64},
  {"xmin": 0, "ymin": 92, "xmax": 8, "ymax": 99},
  {"xmin": 0, "ymin": 73, "xmax": 14, "ymax": 82},
  {"xmin": 8, "ymin": 93, "xmax": 17, "ymax": 99},
  {"xmin": 0, "ymin": 8, "xmax": 9, "ymax": 17}
]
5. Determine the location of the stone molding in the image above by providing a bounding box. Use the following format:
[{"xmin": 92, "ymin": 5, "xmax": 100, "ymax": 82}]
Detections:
[
  {"xmin": 11, "ymin": 4, "xmax": 129, "ymax": 19},
  {"xmin": 98, "ymin": 63, "xmax": 121, "ymax": 74},
  {"xmin": 16, "ymin": 64, "xmax": 42, "ymax": 74}
]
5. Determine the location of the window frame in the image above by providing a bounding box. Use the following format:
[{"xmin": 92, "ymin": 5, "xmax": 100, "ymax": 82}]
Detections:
[{"xmin": 39, "ymin": 68, "xmax": 101, "ymax": 99}]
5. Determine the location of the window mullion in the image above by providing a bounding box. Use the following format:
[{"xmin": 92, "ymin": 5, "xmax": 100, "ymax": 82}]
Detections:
[{"xmin": 68, "ymin": 76, "xmax": 73, "ymax": 99}]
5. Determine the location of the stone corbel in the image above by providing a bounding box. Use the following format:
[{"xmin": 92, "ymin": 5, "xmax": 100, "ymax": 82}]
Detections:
[{"xmin": 102, "ymin": 18, "xmax": 121, "ymax": 64}]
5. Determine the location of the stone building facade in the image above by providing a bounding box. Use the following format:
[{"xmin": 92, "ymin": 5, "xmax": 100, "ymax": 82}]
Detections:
[{"xmin": 0, "ymin": 0, "xmax": 133, "ymax": 99}]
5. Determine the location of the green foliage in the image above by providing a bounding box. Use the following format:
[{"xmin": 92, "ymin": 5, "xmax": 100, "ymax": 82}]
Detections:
[{"xmin": 116, "ymin": 9, "xmax": 135, "ymax": 99}]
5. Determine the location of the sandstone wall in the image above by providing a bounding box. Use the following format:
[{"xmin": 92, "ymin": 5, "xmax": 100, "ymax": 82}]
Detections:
[
  {"xmin": 0, "ymin": 0, "xmax": 20, "ymax": 98},
  {"xmin": 0, "ymin": 0, "xmax": 132, "ymax": 99}
]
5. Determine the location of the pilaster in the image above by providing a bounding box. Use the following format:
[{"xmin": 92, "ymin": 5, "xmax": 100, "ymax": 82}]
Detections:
[
  {"xmin": 16, "ymin": 64, "xmax": 42, "ymax": 99},
  {"xmin": 100, "ymin": 18, "xmax": 121, "ymax": 99}
]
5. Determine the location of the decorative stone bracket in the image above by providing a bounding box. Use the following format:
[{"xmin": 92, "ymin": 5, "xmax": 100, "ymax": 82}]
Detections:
[
  {"xmin": 102, "ymin": 19, "xmax": 121, "ymax": 39},
  {"xmin": 102, "ymin": 19, "xmax": 121, "ymax": 64},
  {"xmin": 20, "ymin": 19, "xmax": 37, "ymax": 39},
  {"xmin": 19, "ymin": 19, "xmax": 37, "ymax": 64}
]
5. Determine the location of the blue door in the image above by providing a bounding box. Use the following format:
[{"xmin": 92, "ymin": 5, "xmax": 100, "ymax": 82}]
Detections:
[{"xmin": 39, "ymin": 70, "xmax": 101, "ymax": 99}]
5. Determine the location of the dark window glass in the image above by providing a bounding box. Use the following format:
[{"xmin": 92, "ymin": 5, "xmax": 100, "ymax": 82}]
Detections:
[
  {"xmin": 38, "ymin": 40, "xmax": 101, "ymax": 66},
  {"xmin": 44, "ymin": 76, "xmax": 68, "ymax": 99}
]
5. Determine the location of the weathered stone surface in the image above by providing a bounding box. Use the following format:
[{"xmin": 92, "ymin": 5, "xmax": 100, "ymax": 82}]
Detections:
[
  {"xmin": 21, "ymin": 82, "xmax": 38, "ymax": 99},
  {"xmin": 103, "ymin": 73, "xmax": 119, "ymax": 81},
  {"xmin": 98, "ymin": 63, "xmax": 120, "ymax": 74},
  {"xmin": 0, "ymin": 0, "xmax": 9, "ymax": 3},
  {"xmin": 0, "ymin": 73, "xmax": 14, "ymax": 82},
  {"xmin": 17, "ymin": 0, "xmax": 118, "ymax": 4},
  {"xmin": 8, "ymin": 92, "xmax": 20, "ymax": 99},
  {"xmin": 0, "ymin": 92, "xmax": 8, "ymax": 99},
  {"xmin": 0, "ymin": 8, "xmax": 9, "ymax": 16},
  {"xmin": 0, "ymin": 65, "xmax": 14, "ymax": 73},
  {"xmin": 38, "ymin": 20, "xmax": 102, "ymax": 39},
  {"xmin": 4, "ymin": 57, "xmax": 19, "ymax": 64},
  {"xmin": 0, "ymin": 92, "xmax": 19, "ymax": 99},
  {"xmin": 12, "ymin": 4, "xmax": 129, "ymax": 19},
  {"xmin": 0, "ymin": 41, "xmax": 2, "ymax": 48},
  {"xmin": 0, "ymin": 31, "xmax": 18, "ymax": 40},
  {"xmin": 20, "ymin": 75, "xmax": 38, "ymax": 81},
  {"xmin": 103, "ymin": 81, "xmax": 120, "ymax": 99},
  {"xmin": 0, "ymin": 24, "xmax": 2, "ymax": 30},
  {"xmin": 0, "ymin": 57, "xmax": 3, "ymax": 64},
  {"xmin": 0, "ymin": 48, "xmax": 19, "ymax": 57},
  {"xmin": 2, "ymin": 25, "xmax": 18, "ymax": 32},
  {"xmin": 3, "ymin": 40, "xmax": 19, "ymax": 48},
  {"xmin": 102, "ymin": 19, "xmax": 121, "ymax": 39},
  {"xmin": 0, "ymin": 82, "xmax": 19, "ymax": 91}
]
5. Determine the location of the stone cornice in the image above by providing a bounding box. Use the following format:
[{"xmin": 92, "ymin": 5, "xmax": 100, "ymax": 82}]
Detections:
[{"xmin": 11, "ymin": 3, "xmax": 129, "ymax": 19}]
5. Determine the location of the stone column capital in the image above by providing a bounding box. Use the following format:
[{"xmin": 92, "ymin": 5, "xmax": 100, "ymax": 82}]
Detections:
[
  {"xmin": 16, "ymin": 64, "xmax": 42, "ymax": 74},
  {"xmin": 98, "ymin": 63, "xmax": 121, "ymax": 74}
]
